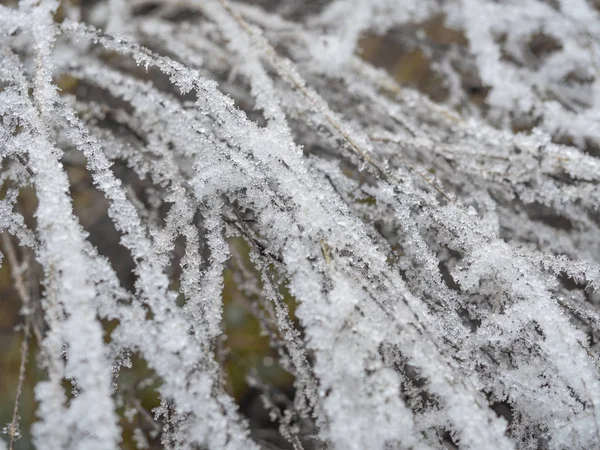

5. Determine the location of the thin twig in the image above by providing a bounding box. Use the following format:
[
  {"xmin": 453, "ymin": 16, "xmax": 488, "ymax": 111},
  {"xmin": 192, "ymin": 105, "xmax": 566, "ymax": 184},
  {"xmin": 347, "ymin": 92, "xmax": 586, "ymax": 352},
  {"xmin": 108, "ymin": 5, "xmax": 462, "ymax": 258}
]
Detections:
[{"xmin": 1, "ymin": 232, "xmax": 32, "ymax": 450}]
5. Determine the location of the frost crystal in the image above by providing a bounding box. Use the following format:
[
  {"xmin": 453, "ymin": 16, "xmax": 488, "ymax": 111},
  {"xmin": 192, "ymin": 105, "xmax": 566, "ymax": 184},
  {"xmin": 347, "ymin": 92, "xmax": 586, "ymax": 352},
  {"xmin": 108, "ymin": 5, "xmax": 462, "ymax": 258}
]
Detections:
[{"xmin": 1, "ymin": 0, "xmax": 600, "ymax": 449}]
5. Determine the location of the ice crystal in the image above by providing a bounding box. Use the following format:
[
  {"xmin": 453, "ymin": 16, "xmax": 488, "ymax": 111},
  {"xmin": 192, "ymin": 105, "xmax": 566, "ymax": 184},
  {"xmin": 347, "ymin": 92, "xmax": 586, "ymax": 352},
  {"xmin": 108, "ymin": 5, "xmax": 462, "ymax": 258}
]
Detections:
[{"xmin": 2, "ymin": 0, "xmax": 600, "ymax": 449}]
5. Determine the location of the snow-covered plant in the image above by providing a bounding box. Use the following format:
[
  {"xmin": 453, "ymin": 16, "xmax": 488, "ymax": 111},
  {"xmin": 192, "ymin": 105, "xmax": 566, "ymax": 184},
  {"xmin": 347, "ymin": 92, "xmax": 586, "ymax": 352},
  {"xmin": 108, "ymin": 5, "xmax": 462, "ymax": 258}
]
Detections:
[{"xmin": 2, "ymin": 0, "xmax": 600, "ymax": 449}]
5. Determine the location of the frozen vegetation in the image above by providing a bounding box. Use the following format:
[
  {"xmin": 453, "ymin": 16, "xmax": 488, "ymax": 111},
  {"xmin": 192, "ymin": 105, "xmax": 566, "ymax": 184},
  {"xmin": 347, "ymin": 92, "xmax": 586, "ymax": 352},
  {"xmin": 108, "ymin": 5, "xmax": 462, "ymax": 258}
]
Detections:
[{"xmin": 2, "ymin": 0, "xmax": 600, "ymax": 449}]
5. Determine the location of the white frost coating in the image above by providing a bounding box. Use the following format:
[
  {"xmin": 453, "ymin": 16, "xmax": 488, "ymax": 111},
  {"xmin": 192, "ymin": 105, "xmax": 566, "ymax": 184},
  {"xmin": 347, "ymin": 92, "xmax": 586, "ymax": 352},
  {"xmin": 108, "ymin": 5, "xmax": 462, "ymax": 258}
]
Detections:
[
  {"xmin": 2, "ymin": 2, "xmax": 120, "ymax": 449},
  {"xmin": 2, "ymin": 0, "xmax": 600, "ymax": 449},
  {"xmin": 452, "ymin": 0, "xmax": 600, "ymax": 146}
]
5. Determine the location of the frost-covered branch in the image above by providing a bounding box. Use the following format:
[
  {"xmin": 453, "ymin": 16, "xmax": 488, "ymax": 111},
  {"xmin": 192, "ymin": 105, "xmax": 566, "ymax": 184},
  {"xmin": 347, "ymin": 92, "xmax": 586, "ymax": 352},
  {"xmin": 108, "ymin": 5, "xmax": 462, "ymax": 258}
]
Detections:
[{"xmin": 2, "ymin": 0, "xmax": 600, "ymax": 449}]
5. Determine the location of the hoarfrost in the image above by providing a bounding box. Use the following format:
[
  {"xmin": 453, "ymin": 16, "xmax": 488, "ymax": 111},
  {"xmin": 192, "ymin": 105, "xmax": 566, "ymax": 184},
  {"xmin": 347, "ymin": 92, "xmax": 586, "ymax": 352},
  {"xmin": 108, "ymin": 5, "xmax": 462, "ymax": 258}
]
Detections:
[{"xmin": 1, "ymin": 0, "xmax": 600, "ymax": 449}]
